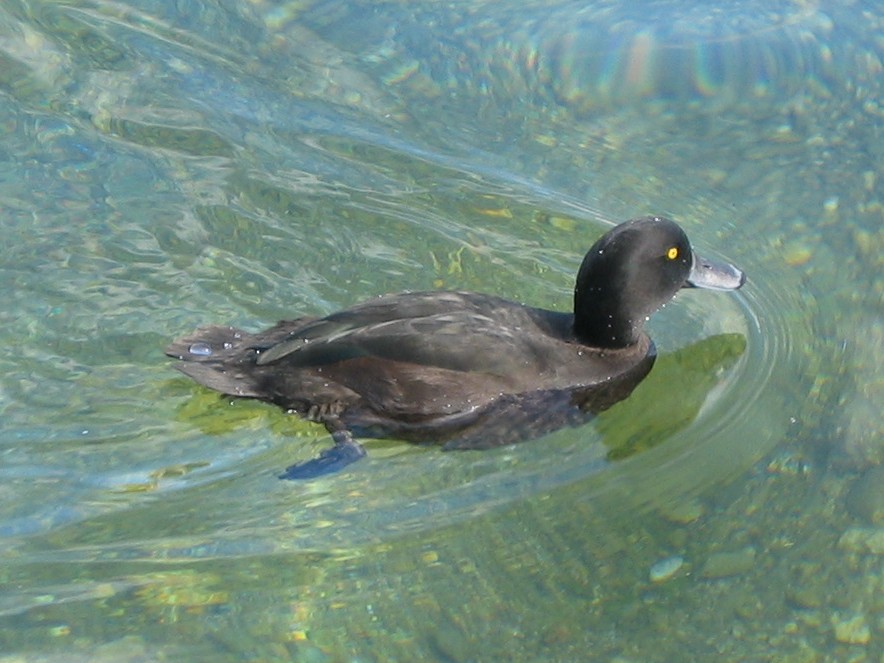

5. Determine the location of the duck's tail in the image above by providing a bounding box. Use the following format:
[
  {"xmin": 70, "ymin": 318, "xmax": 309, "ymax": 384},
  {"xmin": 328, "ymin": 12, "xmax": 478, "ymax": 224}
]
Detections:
[{"xmin": 165, "ymin": 325, "xmax": 264, "ymax": 398}]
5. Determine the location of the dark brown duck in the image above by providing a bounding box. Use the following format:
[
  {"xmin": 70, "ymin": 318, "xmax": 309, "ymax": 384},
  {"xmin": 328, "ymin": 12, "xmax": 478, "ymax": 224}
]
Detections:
[{"xmin": 166, "ymin": 216, "xmax": 745, "ymax": 479}]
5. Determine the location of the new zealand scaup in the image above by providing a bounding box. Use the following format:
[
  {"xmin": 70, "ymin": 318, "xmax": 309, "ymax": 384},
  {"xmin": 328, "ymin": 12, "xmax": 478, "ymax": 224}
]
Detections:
[{"xmin": 166, "ymin": 216, "xmax": 745, "ymax": 479}]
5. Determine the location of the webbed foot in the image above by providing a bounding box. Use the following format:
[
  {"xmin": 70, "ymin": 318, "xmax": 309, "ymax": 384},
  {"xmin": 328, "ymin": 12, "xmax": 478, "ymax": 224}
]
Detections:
[{"xmin": 279, "ymin": 430, "xmax": 367, "ymax": 480}]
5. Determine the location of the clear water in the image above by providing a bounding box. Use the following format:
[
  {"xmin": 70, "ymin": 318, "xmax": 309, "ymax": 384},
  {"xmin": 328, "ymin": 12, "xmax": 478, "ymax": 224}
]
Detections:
[{"xmin": 0, "ymin": 1, "xmax": 881, "ymax": 661}]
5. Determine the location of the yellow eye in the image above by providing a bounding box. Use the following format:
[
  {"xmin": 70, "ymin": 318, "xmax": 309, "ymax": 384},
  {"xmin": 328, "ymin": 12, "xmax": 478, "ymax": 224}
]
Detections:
[{"xmin": 666, "ymin": 247, "xmax": 679, "ymax": 260}]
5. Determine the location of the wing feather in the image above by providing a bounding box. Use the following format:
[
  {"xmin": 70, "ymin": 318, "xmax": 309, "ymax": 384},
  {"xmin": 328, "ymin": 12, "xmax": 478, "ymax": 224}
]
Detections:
[{"xmin": 255, "ymin": 291, "xmax": 544, "ymax": 372}]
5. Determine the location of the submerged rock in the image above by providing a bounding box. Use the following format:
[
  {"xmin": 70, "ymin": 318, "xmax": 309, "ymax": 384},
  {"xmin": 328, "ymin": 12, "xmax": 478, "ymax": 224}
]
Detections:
[
  {"xmin": 649, "ymin": 555, "xmax": 685, "ymax": 583},
  {"xmin": 831, "ymin": 613, "xmax": 871, "ymax": 645},
  {"xmin": 845, "ymin": 465, "xmax": 884, "ymax": 525},
  {"xmin": 700, "ymin": 546, "xmax": 756, "ymax": 579},
  {"xmin": 837, "ymin": 527, "xmax": 884, "ymax": 555}
]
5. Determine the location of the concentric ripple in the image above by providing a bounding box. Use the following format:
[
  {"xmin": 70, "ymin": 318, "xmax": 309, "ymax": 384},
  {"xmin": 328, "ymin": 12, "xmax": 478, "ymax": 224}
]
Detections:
[{"xmin": 236, "ymin": 262, "xmax": 813, "ymax": 550}]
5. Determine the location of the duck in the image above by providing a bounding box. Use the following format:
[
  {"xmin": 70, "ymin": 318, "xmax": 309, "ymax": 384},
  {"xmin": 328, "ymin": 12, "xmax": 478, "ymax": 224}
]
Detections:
[{"xmin": 166, "ymin": 216, "xmax": 745, "ymax": 479}]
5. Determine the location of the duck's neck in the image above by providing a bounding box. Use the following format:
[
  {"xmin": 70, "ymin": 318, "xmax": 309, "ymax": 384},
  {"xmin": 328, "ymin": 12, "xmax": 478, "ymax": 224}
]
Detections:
[
  {"xmin": 572, "ymin": 246, "xmax": 647, "ymax": 348},
  {"xmin": 573, "ymin": 283, "xmax": 641, "ymax": 348}
]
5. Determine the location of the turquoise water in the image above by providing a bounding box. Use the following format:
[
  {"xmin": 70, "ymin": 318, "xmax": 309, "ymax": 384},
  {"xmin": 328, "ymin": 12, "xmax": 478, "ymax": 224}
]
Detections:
[{"xmin": 1, "ymin": 1, "xmax": 881, "ymax": 660}]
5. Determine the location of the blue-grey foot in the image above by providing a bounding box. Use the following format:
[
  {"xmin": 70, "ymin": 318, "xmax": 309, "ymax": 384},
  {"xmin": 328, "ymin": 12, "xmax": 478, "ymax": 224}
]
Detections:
[{"xmin": 279, "ymin": 430, "xmax": 367, "ymax": 480}]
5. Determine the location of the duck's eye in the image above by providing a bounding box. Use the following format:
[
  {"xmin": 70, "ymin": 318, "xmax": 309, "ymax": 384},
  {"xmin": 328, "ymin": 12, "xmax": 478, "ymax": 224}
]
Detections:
[{"xmin": 666, "ymin": 247, "xmax": 679, "ymax": 260}]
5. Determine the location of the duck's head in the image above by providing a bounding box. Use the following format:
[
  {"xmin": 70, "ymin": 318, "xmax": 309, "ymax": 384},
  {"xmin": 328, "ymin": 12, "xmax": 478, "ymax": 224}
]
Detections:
[{"xmin": 573, "ymin": 216, "xmax": 745, "ymax": 348}]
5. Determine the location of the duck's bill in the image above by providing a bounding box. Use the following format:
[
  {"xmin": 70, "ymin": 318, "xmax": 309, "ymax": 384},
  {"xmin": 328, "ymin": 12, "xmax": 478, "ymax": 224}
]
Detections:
[{"xmin": 686, "ymin": 252, "xmax": 746, "ymax": 290}]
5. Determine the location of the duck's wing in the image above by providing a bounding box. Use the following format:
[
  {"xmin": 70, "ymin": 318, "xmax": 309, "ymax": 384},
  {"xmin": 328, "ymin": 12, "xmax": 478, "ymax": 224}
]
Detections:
[
  {"xmin": 253, "ymin": 291, "xmax": 487, "ymax": 364},
  {"xmin": 254, "ymin": 291, "xmax": 553, "ymax": 374},
  {"xmin": 258, "ymin": 307, "xmax": 547, "ymax": 376},
  {"xmin": 256, "ymin": 293, "xmax": 556, "ymax": 375}
]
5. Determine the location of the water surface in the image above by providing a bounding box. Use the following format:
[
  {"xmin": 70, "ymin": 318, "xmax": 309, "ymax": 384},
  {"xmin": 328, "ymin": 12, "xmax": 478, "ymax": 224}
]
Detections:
[{"xmin": 0, "ymin": 1, "xmax": 881, "ymax": 660}]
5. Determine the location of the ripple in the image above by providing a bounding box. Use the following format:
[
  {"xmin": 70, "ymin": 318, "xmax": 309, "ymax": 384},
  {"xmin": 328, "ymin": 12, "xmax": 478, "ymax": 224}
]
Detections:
[
  {"xmin": 596, "ymin": 277, "xmax": 810, "ymax": 510},
  {"xmin": 377, "ymin": 0, "xmax": 857, "ymax": 114},
  {"xmin": 228, "ymin": 269, "xmax": 812, "ymax": 548},
  {"xmin": 531, "ymin": 2, "xmax": 839, "ymax": 109}
]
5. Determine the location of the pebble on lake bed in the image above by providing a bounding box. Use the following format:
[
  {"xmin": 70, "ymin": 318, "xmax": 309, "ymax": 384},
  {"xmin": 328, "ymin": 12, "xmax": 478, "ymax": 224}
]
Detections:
[
  {"xmin": 845, "ymin": 465, "xmax": 884, "ymax": 525},
  {"xmin": 832, "ymin": 613, "xmax": 871, "ymax": 645},
  {"xmin": 783, "ymin": 242, "xmax": 813, "ymax": 267},
  {"xmin": 700, "ymin": 546, "xmax": 756, "ymax": 579},
  {"xmin": 837, "ymin": 527, "xmax": 884, "ymax": 555},
  {"xmin": 649, "ymin": 556, "xmax": 684, "ymax": 583}
]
